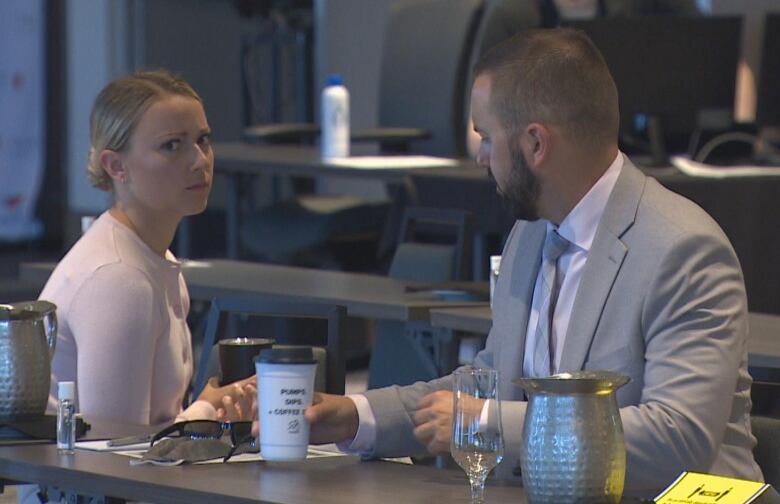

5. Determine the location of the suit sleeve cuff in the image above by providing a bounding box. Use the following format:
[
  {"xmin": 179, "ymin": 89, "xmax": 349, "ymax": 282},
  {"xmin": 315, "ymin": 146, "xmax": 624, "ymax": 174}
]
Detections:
[{"xmin": 336, "ymin": 393, "xmax": 376, "ymax": 455}]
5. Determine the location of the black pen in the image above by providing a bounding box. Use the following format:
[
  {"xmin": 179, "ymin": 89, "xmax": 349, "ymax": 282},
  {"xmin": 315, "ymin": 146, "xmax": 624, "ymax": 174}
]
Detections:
[{"xmin": 106, "ymin": 434, "xmax": 153, "ymax": 447}]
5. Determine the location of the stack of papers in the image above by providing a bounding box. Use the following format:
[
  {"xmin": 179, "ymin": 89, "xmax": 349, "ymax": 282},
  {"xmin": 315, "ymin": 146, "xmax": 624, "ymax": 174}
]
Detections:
[
  {"xmin": 75, "ymin": 439, "xmax": 413, "ymax": 466},
  {"xmin": 76, "ymin": 439, "xmax": 151, "ymax": 452},
  {"xmin": 671, "ymin": 156, "xmax": 780, "ymax": 178},
  {"xmin": 75, "ymin": 440, "xmax": 347, "ymax": 466}
]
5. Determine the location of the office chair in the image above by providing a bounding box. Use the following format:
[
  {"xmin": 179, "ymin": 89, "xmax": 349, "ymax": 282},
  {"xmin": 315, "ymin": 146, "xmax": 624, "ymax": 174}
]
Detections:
[
  {"xmin": 388, "ymin": 207, "xmax": 473, "ymax": 281},
  {"xmin": 751, "ymin": 415, "xmax": 780, "ymax": 488},
  {"xmin": 367, "ymin": 207, "xmax": 474, "ymax": 389},
  {"xmin": 192, "ymin": 296, "xmax": 346, "ymax": 399},
  {"xmin": 239, "ymin": 0, "xmax": 485, "ymax": 266}
]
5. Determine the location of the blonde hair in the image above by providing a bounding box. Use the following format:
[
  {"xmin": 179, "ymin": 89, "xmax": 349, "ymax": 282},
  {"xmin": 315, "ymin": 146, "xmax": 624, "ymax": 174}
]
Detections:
[{"xmin": 86, "ymin": 69, "xmax": 202, "ymax": 191}]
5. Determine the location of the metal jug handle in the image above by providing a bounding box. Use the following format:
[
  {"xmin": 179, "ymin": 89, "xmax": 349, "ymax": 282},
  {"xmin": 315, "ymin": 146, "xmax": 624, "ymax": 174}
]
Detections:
[{"xmin": 29, "ymin": 300, "xmax": 58, "ymax": 361}]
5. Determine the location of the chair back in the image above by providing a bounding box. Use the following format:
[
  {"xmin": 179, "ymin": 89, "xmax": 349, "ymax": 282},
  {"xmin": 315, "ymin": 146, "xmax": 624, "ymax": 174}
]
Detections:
[
  {"xmin": 369, "ymin": 207, "xmax": 473, "ymax": 390},
  {"xmin": 378, "ymin": 0, "xmax": 484, "ymax": 157},
  {"xmin": 192, "ymin": 297, "xmax": 346, "ymax": 399},
  {"xmin": 389, "ymin": 206, "xmax": 473, "ymax": 281},
  {"xmin": 752, "ymin": 415, "xmax": 780, "ymax": 488}
]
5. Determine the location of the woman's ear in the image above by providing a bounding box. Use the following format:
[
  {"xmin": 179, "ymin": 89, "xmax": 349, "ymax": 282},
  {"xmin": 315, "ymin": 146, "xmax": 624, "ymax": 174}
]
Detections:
[{"xmin": 99, "ymin": 149, "xmax": 128, "ymax": 184}]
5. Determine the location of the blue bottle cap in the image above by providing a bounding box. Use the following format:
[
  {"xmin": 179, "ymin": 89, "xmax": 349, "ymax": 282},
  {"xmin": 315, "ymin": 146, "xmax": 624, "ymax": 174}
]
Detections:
[{"xmin": 326, "ymin": 74, "xmax": 344, "ymax": 86}]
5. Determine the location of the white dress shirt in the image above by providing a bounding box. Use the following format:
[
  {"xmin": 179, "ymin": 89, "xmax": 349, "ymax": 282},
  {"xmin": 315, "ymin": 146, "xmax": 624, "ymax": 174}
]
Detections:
[
  {"xmin": 523, "ymin": 152, "xmax": 622, "ymax": 376},
  {"xmin": 344, "ymin": 151, "xmax": 624, "ymax": 453}
]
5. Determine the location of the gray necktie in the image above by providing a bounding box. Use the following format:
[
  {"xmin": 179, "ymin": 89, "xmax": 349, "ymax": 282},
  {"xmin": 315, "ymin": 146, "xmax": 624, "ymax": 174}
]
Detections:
[{"xmin": 532, "ymin": 228, "xmax": 570, "ymax": 377}]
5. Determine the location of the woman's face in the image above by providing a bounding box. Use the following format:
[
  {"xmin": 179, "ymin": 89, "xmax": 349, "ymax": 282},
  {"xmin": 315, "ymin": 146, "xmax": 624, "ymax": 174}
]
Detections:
[{"xmin": 117, "ymin": 94, "xmax": 213, "ymax": 220}]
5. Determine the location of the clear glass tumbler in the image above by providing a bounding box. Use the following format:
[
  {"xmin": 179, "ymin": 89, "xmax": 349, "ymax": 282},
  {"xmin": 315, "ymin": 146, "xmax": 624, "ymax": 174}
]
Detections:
[{"xmin": 451, "ymin": 367, "xmax": 504, "ymax": 503}]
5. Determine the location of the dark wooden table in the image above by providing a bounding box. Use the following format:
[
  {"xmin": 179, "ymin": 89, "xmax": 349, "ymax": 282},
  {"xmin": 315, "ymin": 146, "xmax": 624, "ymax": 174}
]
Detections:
[
  {"xmin": 429, "ymin": 306, "xmax": 780, "ymax": 371},
  {"xmin": 21, "ymin": 260, "xmax": 487, "ymax": 323},
  {"xmin": 0, "ymin": 442, "xmax": 525, "ymax": 504}
]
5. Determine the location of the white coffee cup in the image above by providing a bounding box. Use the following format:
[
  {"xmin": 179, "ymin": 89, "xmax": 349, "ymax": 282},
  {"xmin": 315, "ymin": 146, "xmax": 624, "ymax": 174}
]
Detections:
[{"xmin": 255, "ymin": 347, "xmax": 318, "ymax": 461}]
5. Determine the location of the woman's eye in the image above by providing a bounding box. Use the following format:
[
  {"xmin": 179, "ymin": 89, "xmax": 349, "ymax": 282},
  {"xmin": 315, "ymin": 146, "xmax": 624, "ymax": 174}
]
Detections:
[
  {"xmin": 162, "ymin": 139, "xmax": 181, "ymax": 151},
  {"xmin": 197, "ymin": 133, "xmax": 212, "ymax": 147}
]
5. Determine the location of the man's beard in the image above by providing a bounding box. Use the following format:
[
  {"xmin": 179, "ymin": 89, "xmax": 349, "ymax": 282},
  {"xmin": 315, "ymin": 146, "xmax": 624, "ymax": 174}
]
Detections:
[{"xmin": 489, "ymin": 145, "xmax": 540, "ymax": 221}]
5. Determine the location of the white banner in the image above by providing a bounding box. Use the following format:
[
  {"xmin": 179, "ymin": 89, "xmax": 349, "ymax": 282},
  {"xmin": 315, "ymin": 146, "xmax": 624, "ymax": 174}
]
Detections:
[{"xmin": 0, "ymin": 0, "xmax": 45, "ymax": 242}]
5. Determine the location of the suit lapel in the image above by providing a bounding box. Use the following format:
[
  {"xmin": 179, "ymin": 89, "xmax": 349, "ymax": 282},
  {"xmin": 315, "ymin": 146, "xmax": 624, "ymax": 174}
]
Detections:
[
  {"xmin": 559, "ymin": 159, "xmax": 646, "ymax": 372},
  {"xmin": 503, "ymin": 221, "xmax": 545, "ymax": 388}
]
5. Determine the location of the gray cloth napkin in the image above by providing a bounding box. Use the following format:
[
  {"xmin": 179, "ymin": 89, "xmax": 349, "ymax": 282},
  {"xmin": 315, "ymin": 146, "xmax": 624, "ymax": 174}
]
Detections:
[{"xmin": 137, "ymin": 437, "xmax": 257, "ymax": 465}]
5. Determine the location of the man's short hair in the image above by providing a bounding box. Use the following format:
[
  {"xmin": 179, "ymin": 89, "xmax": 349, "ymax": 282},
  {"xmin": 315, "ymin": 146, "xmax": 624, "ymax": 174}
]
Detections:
[{"xmin": 474, "ymin": 28, "xmax": 620, "ymax": 148}]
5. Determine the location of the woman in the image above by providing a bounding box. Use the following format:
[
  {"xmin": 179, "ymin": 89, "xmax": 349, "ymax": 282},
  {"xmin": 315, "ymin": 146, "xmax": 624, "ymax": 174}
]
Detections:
[{"xmin": 40, "ymin": 69, "xmax": 251, "ymax": 425}]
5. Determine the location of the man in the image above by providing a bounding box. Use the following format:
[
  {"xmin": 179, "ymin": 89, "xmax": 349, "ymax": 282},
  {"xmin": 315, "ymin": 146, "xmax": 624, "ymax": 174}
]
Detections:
[{"xmin": 268, "ymin": 29, "xmax": 762, "ymax": 497}]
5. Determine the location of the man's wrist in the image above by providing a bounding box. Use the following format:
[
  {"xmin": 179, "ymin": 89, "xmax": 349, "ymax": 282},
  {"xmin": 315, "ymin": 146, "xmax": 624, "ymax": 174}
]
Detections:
[{"xmin": 338, "ymin": 394, "xmax": 376, "ymax": 454}]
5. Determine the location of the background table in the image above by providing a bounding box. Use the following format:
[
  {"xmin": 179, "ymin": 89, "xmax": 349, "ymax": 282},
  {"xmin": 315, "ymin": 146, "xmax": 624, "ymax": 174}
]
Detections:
[
  {"xmin": 410, "ymin": 165, "xmax": 780, "ymax": 313},
  {"xmin": 208, "ymin": 142, "xmax": 476, "ymax": 259},
  {"xmin": 21, "ymin": 260, "xmax": 487, "ymax": 323},
  {"xmin": 430, "ymin": 306, "xmax": 780, "ymax": 371},
  {"xmin": 210, "ymin": 143, "xmax": 780, "ymax": 312}
]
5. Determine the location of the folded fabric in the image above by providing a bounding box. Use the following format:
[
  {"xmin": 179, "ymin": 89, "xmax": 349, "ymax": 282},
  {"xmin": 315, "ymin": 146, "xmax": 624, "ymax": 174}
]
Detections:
[{"xmin": 139, "ymin": 437, "xmax": 258, "ymax": 465}]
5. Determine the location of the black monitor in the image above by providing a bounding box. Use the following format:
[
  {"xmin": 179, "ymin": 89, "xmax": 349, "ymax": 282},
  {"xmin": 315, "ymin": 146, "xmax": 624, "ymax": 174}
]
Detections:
[
  {"xmin": 567, "ymin": 16, "xmax": 742, "ymax": 159},
  {"xmin": 757, "ymin": 13, "xmax": 780, "ymax": 128}
]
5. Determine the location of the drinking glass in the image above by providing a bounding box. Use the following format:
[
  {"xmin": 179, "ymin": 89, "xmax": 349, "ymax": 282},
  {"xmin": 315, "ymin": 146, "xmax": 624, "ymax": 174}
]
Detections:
[{"xmin": 451, "ymin": 367, "xmax": 504, "ymax": 503}]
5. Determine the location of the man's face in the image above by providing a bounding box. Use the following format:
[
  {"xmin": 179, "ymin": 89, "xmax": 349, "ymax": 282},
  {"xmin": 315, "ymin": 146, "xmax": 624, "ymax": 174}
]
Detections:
[{"xmin": 471, "ymin": 75, "xmax": 540, "ymax": 221}]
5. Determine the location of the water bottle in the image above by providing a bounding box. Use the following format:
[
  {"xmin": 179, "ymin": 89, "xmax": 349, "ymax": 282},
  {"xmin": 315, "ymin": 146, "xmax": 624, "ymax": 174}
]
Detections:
[
  {"xmin": 80, "ymin": 216, "xmax": 96, "ymax": 234},
  {"xmin": 490, "ymin": 255, "xmax": 502, "ymax": 308},
  {"xmin": 57, "ymin": 381, "xmax": 76, "ymax": 454},
  {"xmin": 321, "ymin": 74, "xmax": 350, "ymax": 159}
]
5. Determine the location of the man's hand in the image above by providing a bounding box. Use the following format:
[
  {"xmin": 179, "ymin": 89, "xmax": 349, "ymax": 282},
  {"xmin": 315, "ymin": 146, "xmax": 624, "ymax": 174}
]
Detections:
[
  {"xmin": 250, "ymin": 392, "xmax": 359, "ymax": 445},
  {"xmin": 305, "ymin": 393, "xmax": 359, "ymax": 444},
  {"xmin": 413, "ymin": 390, "xmax": 455, "ymax": 454}
]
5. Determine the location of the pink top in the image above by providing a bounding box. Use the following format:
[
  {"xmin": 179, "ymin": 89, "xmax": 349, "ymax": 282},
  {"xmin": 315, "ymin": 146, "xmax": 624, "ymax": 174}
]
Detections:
[{"xmin": 41, "ymin": 211, "xmax": 214, "ymax": 424}]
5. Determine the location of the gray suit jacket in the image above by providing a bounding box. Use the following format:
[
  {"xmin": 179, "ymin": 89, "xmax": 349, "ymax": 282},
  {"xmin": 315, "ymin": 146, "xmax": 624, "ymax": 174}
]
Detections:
[{"xmin": 362, "ymin": 158, "xmax": 762, "ymax": 497}]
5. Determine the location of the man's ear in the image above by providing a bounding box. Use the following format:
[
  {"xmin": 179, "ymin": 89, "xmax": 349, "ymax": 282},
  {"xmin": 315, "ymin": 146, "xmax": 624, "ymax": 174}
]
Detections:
[
  {"xmin": 99, "ymin": 149, "xmax": 128, "ymax": 184},
  {"xmin": 522, "ymin": 122, "xmax": 551, "ymax": 174}
]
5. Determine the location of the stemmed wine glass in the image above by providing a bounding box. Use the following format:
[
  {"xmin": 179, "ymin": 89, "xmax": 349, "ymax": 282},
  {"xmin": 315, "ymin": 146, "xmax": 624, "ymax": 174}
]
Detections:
[{"xmin": 451, "ymin": 367, "xmax": 504, "ymax": 503}]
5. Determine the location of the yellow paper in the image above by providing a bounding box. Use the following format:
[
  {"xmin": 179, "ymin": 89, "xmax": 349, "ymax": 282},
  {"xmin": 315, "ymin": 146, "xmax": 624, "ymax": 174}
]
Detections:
[{"xmin": 655, "ymin": 472, "xmax": 769, "ymax": 504}]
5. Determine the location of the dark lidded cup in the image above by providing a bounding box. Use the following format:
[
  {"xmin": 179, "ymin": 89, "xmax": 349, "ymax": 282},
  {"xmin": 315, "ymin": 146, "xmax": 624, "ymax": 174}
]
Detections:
[{"xmin": 218, "ymin": 338, "xmax": 274, "ymax": 386}]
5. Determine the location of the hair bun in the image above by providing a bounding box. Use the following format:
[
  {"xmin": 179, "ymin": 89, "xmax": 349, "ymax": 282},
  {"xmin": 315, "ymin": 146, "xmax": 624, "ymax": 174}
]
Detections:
[{"xmin": 85, "ymin": 147, "xmax": 112, "ymax": 192}]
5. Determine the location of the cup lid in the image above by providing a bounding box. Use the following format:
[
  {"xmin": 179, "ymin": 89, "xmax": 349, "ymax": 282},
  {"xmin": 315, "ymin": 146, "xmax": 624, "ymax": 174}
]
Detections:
[{"xmin": 255, "ymin": 347, "xmax": 317, "ymax": 364}]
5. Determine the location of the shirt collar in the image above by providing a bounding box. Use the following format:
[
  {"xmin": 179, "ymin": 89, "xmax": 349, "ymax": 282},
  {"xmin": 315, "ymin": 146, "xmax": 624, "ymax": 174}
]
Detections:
[{"xmin": 553, "ymin": 151, "xmax": 623, "ymax": 252}]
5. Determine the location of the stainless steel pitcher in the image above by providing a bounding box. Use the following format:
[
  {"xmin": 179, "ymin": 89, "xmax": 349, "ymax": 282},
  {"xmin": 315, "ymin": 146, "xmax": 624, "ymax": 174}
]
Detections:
[
  {"xmin": 514, "ymin": 371, "xmax": 630, "ymax": 504},
  {"xmin": 0, "ymin": 300, "xmax": 57, "ymax": 420}
]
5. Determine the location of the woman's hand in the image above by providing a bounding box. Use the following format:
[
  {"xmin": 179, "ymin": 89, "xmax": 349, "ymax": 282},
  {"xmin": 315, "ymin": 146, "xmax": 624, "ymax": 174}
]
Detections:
[
  {"xmin": 217, "ymin": 381, "xmax": 257, "ymax": 422},
  {"xmin": 198, "ymin": 375, "xmax": 257, "ymax": 421}
]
